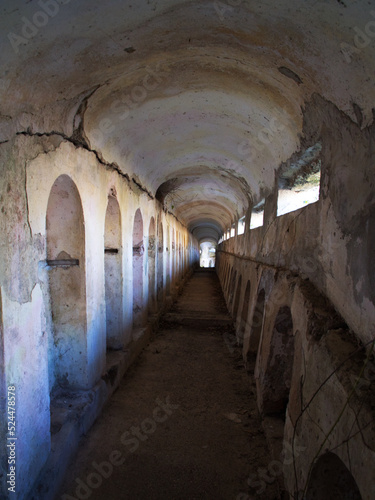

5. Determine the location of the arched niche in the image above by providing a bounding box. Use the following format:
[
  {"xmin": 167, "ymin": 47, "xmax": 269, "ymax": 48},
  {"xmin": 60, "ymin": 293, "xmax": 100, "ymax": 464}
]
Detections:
[
  {"xmin": 178, "ymin": 234, "xmax": 182, "ymax": 274},
  {"xmin": 306, "ymin": 452, "xmax": 362, "ymax": 500},
  {"xmin": 228, "ymin": 270, "xmax": 237, "ymax": 308},
  {"xmin": 172, "ymin": 228, "xmax": 176, "ymax": 284},
  {"xmin": 239, "ymin": 280, "xmax": 251, "ymax": 344},
  {"xmin": 248, "ymin": 288, "xmax": 266, "ymax": 357},
  {"xmin": 166, "ymin": 226, "xmax": 171, "ymax": 295},
  {"xmin": 157, "ymin": 219, "xmax": 164, "ymax": 304},
  {"xmin": 261, "ymin": 305, "xmax": 294, "ymax": 417},
  {"xmin": 46, "ymin": 175, "xmax": 87, "ymax": 390},
  {"xmin": 225, "ymin": 267, "xmax": 234, "ymax": 295},
  {"xmin": 148, "ymin": 217, "xmax": 156, "ymax": 313},
  {"xmin": 223, "ymin": 263, "xmax": 230, "ymax": 291},
  {"xmin": 104, "ymin": 194, "xmax": 123, "ymax": 349},
  {"xmin": 232, "ymin": 275, "xmax": 242, "ymax": 323},
  {"xmin": 132, "ymin": 209, "xmax": 144, "ymax": 329}
]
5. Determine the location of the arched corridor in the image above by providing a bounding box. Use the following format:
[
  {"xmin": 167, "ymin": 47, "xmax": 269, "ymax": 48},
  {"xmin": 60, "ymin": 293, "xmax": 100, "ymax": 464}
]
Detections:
[
  {"xmin": 0, "ymin": 1, "xmax": 375, "ymax": 499},
  {"xmin": 58, "ymin": 270, "xmax": 279, "ymax": 500}
]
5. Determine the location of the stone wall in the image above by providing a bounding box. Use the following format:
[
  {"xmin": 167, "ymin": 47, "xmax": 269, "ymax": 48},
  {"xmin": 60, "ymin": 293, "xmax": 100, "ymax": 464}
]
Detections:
[{"xmin": 216, "ymin": 96, "xmax": 375, "ymax": 499}]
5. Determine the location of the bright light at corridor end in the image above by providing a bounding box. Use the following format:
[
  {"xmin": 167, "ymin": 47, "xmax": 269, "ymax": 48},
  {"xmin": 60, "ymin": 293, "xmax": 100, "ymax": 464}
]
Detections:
[{"xmin": 200, "ymin": 241, "xmax": 216, "ymax": 268}]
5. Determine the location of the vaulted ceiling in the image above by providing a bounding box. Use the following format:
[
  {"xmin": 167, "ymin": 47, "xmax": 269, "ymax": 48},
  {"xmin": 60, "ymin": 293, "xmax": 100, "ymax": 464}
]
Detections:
[{"xmin": 1, "ymin": 0, "xmax": 374, "ymax": 242}]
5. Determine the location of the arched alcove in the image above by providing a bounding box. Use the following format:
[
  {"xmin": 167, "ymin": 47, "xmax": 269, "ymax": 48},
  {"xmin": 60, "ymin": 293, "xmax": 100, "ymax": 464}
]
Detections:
[
  {"xmin": 223, "ymin": 263, "xmax": 231, "ymax": 290},
  {"xmin": 249, "ymin": 288, "xmax": 266, "ymax": 354},
  {"xmin": 132, "ymin": 209, "xmax": 144, "ymax": 329},
  {"xmin": 261, "ymin": 305, "xmax": 294, "ymax": 417},
  {"xmin": 239, "ymin": 280, "xmax": 251, "ymax": 344},
  {"xmin": 306, "ymin": 452, "xmax": 362, "ymax": 500},
  {"xmin": 221, "ymin": 262, "xmax": 227, "ymax": 284},
  {"xmin": 178, "ymin": 236, "xmax": 182, "ymax": 275},
  {"xmin": 157, "ymin": 219, "xmax": 164, "ymax": 304},
  {"xmin": 228, "ymin": 270, "xmax": 237, "ymax": 308},
  {"xmin": 148, "ymin": 217, "xmax": 156, "ymax": 313},
  {"xmin": 172, "ymin": 229, "xmax": 176, "ymax": 284},
  {"xmin": 232, "ymin": 275, "xmax": 242, "ymax": 323},
  {"xmin": 226, "ymin": 267, "xmax": 234, "ymax": 295},
  {"xmin": 182, "ymin": 235, "xmax": 186, "ymax": 273},
  {"xmin": 166, "ymin": 226, "xmax": 171, "ymax": 295},
  {"xmin": 104, "ymin": 194, "xmax": 122, "ymax": 349},
  {"xmin": 46, "ymin": 175, "xmax": 87, "ymax": 390},
  {"xmin": 176, "ymin": 232, "xmax": 180, "ymax": 275}
]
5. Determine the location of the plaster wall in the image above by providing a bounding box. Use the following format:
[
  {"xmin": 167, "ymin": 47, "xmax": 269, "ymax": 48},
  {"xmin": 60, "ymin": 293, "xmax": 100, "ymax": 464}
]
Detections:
[{"xmin": 0, "ymin": 136, "xmax": 198, "ymax": 499}]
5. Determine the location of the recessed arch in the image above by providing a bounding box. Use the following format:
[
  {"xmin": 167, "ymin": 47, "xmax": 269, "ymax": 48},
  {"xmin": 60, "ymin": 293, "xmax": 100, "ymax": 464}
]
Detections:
[
  {"xmin": 228, "ymin": 270, "xmax": 237, "ymax": 308},
  {"xmin": 261, "ymin": 305, "xmax": 294, "ymax": 417},
  {"xmin": 178, "ymin": 233, "xmax": 182, "ymax": 274},
  {"xmin": 176, "ymin": 231, "xmax": 180, "ymax": 276},
  {"xmin": 249, "ymin": 289, "xmax": 266, "ymax": 353},
  {"xmin": 223, "ymin": 262, "xmax": 230, "ymax": 290},
  {"xmin": 46, "ymin": 174, "xmax": 87, "ymax": 390},
  {"xmin": 172, "ymin": 228, "xmax": 176, "ymax": 285},
  {"xmin": 306, "ymin": 452, "xmax": 362, "ymax": 500},
  {"xmin": 166, "ymin": 226, "xmax": 171, "ymax": 295},
  {"xmin": 148, "ymin": 217, "xmax": 156, "ymax": 313},
  {"xmin": 104, "ymin": 194, "xmax": 123, "ymax": 349},
  {"xmin": 225, "ymin": 266, "xmax": 234, "ymax": 295},
  {"xmin": 232, "ymin": 274, "xmax": 242, "ymax": 324},
  {"xmin": 132, "ymin": 208, "xmax": 144, "ymax": 329},
  {"xmin": 239, "ymin": 280, "xmax": 251, "ymax": 344},
  {"xmin": 157, "ymin": 218, "xmax": 164, "ymax": 304}
]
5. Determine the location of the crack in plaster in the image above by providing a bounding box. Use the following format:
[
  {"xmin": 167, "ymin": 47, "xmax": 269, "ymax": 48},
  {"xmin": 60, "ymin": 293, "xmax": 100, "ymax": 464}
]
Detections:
[
  {"xmin": 16, "ymin": 129, "xmax": 154, "ymax": 200},
  {"xmin": 24, "ymin": 161, "xmax": 32, "ymax": 239}
]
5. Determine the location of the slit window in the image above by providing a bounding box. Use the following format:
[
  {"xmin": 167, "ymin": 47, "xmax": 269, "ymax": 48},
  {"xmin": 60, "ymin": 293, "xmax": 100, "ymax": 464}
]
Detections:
[
  {"xmin": 277, "ymin": 142, "xmax": 322, "ymax": 217},
  {"xmin": 237, "ymin": 216, "xmax": 245, "ymax": 235},
  {"xmin": 250, "ymin": 198, "xmax": 265, "ymax": 229}
]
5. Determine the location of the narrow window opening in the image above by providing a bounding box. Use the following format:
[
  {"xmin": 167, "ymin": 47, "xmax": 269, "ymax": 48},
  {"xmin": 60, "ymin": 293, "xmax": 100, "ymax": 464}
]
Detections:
[
  {"xmin": 250, "ymin": 199, "xmax": 265, "ymax": 229},
  {"xmin": 237, "ymin": 216, "xmax": 245, "ymax": 235},
  {"xmin": 277, "ymin": 142, "xmax": 322, "ymax": 216}
]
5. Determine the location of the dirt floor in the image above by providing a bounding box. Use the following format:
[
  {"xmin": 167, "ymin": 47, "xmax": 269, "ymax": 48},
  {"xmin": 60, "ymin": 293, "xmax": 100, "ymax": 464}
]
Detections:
[{"xmin": 57, "ymin": 269, "xmax": 280, "ymax": 500}]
